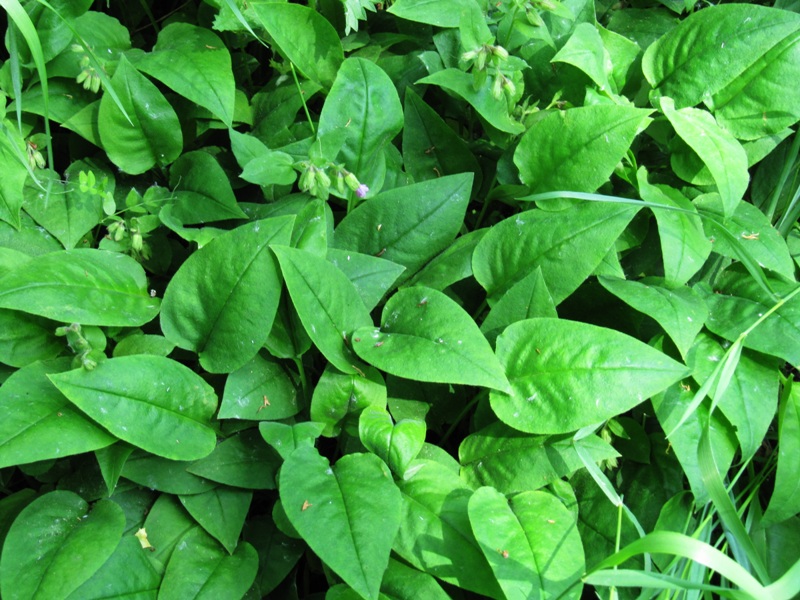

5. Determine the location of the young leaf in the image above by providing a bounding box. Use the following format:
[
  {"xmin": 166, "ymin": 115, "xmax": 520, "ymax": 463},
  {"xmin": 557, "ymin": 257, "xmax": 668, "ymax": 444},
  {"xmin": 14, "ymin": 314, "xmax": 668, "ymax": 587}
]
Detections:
[
  {"xmin": 491, "ymin": 318, "xmax": 689, "ymax": 434},
  {"xmin": 98, "ymin": 55, "xmax": 182, "ymax": 175},
  {"xmin": 179, "ymin": 487, "xmax": 252, "ymax": 554},
  {"xmin": 0, "ymin": 249, "xmax": 160, "ymax": 327},
  {"xmin": 352, "ymin": 286, "xmax": 510, "ymax": 392},
  {"xmin": 49, "ymin": 355, "xmax": 218, "ymax": 461},
  {"xmin": 514, "ymin": 105, "xmax": 651, "ymax": 198},
  {"xmin": 310, "ymin": 364, "xmax": 387, "ymax": 437},
  {"xmin": 279, "ymin": 446, "xmax": 402, "ymax": 600},
  {"xmin": 468, "ymin": 487, "xmax": 585, "ymax": 600},
  {"xmin": 259, "ymin": 421, "xmax": 325, "ymax": 460},
  {"xmin": 359, "ymin": 405, "xmax": 426, "ymax": 476},
  {"xmin": 160, "ymin": 217, "xmax": 293, "ymax": 374},
  {"xmin": 333, "ymin": 174, "xmax": 472, "ymax": 282},
  {"xmin": 473, "ymin": 202, "xmax": 640, "ymax": 305},
  {"xmin": 159, "ymin": 527, "xmax": 258, "ymax": 600},
  {"xmin": 134, "ymin": 23, "xmax": 235, "ymax": 127},
  {"xmin": 0, "ymin": 491, "xmax": 125, "ymax": 600},
  {"xmin": 272, "ymin": 245, "xmax": 372, "ymax": 375}
]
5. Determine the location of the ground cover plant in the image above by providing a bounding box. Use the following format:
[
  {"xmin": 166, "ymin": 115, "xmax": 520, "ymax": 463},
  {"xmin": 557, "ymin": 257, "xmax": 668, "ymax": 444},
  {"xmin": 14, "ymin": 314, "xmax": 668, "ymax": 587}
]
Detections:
[{"xmin": 0, "ymin": 0, "xmax": 799, "ymax": 597}]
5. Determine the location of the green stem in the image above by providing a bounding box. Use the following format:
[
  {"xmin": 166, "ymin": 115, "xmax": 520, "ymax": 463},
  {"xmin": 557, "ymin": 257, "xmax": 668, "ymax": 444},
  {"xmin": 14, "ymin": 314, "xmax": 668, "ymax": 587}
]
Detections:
[
  {"xmin": 291, "ymin": 63, "xmax": 316, "ymax": 136},
  {"xmin": 766, "ymin": 128, "xmax": 800, "ymax": 223}
]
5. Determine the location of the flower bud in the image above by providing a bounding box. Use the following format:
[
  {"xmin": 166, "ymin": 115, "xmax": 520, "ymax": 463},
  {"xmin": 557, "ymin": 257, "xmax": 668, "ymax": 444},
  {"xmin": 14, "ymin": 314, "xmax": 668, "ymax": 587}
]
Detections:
[
  {"xmin": 336, "ymin": 171, "xmax": 346, "ymax": 194},
  {"xmin": 355, "ymin": 184, "xmax": 369, "ymax": 199},
  {"xmin": 492, "ymin": 74, "xmax": 505, "ymax": 100},
  {"xmin": 491, "ymin": 45, "xmax": 509, "ymax": 60},
  {"xmin": 316, "ymin": 168, "xmax": 331, "ymax": 190},
  {"xmin": 344, "ymin": 171, "xmax": 361, "ymax": 192}
]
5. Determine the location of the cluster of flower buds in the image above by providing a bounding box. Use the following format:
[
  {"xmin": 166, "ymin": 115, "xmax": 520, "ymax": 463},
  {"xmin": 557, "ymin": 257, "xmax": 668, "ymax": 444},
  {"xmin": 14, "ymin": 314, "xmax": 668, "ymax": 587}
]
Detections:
[
  {"xmin": 26, "ymin": 139, "xmax": 45, "ymax": 170},
  {"xmin": 71, "ymin": 45, "xmax": 102, "ymax": 93},
  {"xmin": 106, "ymin": 216, "xmax": 151, "ymax": 260},
  {"xmin": 491, "ymin": 73, "xmax": 517, "ymax": 101},
  {"xmin": 461, "ymin": 44, "xmax": 509, "ymax": 72},
  {"xmin": 55, "ymin": 323, "xmax": 98, "ymax": 370},
  {"xmin": 297, "ymin": 161, "xmax": 368, "ymax": 201}
]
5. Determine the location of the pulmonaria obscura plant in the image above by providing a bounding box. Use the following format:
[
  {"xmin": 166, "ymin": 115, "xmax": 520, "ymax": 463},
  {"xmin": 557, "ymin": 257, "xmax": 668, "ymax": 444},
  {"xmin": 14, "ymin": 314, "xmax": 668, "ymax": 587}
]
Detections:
[{"xmin": 0, "ymin": 0, "xmax": 799, "ymax": 599}]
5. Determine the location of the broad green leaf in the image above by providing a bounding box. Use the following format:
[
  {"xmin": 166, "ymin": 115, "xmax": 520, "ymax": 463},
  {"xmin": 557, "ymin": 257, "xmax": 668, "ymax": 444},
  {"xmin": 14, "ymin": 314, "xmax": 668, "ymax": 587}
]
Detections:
[
  {"xmin": 688, "ymin": 334, "xmax": 779, "ymax": 462},
  {"xmin": 219, "ymin": 353, "xmax": 299, "ymax": 421},
  {"xmin": 695, "ymin": 193, "xmax": 795, "ymax": 280},
  {"xmin": 318, "ymin": 57, "xmax": 403, "ymax": 192},
  {"xmin": 333, "ymin": 174, "xmax": 472, "ymax": 281},
  {"xmin": 468, "ymin": 487, "xmax": 585, "ymax": 600},
  {"xmin": 252, "ymin": 3, "xmax": 343, "ymax": 89},
  {"xmin": 394, "ymin": 459, "xmax": 504, "ymax": 599},
  {"xmin": 168, "ymin": 151, "xmax": 248, "ymax": 224},
  {"xmin": 179, "ymin": 487, "xmax": 252, "ymax": 554},
  {"xmin": 64, "ymin": 536, "xmax": 160, "ymax": 600},
  {"xmin": 407, "ymin": 229, "xmax": 488, "ymax": 291},
  {"xmin": 0, "ymin": 491, "xmax": 125, "ymax": 600},
  {"xmin": 49, "ymin": 355, "xmax": 218, "ymax": 461},
  {"xmin": 643, "ymin": 4, "xmax": 800, "ymax": 109},
  {"xmin": 660, "ymin": 97, "xmax": 748, "ymax": 218},
  {"xmin": 480, "ymin": 267, "xmax": 558, "ymax": 344},
  {"xmin": 0, "ymin": 125, "xmax": 28, "ymax": 228},
  {"xmin": 388, "ymin": 0, "xmax": 477, "ymax": 27},
  {"xmin": 473, "ymin": 202, "xmax": 640, "ymax": 305},
  {"xmin": 638, "ymin": 169, "xmax": 711, "ymax": 287},
  {"xmin": 94, "ymin": 443, "xmax": 133, "ymax": 496},
  {"xmin": 160, "ymin": 217, "xmax": 293, "ymax": 373},
  {"xmin": 142, "ymin": 494, "xmax": 197, "ymax": 572},
  {"xmin": 0, "ymin": 309, "xmax": 62, "ymax": 367},
  {"xmin": 310, "ymin": 364, "xmax": 387, "ymax": 437},
  {"xmin": 492, "ymin": 318, "xmax": 688, "ymax": 434},
  {"xmin": 291, "ymin": 199, "xmax": 329, "ymax": 256},
  {"xmin": 187, "ymin": 429, "xmax": 279, "ymax": 489},
  {"xmin": 243, "ymin": 515, "xmax": 305, "ymax": 596},
  {"xmin": 134, "ymin": 23, "xmax": 235, "ymax": 127},
  {"xmin": 552, "ymin": 23, "xmax": 613, "ymax": 92},
  {"xmin": 98, "ymin": 55, "xmax": 182, "ymax": 175},
  {"xmin": 459, "ymin": 422, "xmax": 618, "ymax": 494},
  {"xmin": 417, "ymin": 69, "xmax": 524, "ymax": 134},
  {"xmin": 599, "ymin": 277, "xmax": 707, "ymax": 358},
  {"xmin": 272, "ymin": 245, "xmax": 372, "ymax": 375},
  {"xmin": 359, "ymin": 405, "xmax": 426, "ymax": 475},
  {"xmin": 763, "ymin": 384, "xmax": 800, "ymax": 525},
  {"xmin": 159, "ymin": 527, "xmax": 258, "ymax": 600},
  {"xmin": 402, "ymin": 88, "xmax": 482, "ymax": 186},
  {"xmin": 327, "ymin": 249, "xmax": 406, "ymax": 311},
  {"xmin": 280, "ymin": 446, "xmax": 402, "ymax": 600},
  {"xmin": 514, "ymin": 105, "xmax": 651, "ymax": 199},
  {"xmin": 352, "ymin": 286, "xmax": 510, "ymax": 391},
  {"xmin": 122, "ymin": 452, "xmax": 217, "ymax": 495},
  {"xmin": 240, "ymin": 151, "xmax": 296, "ymax": 186},
  {"xmin": 112, "ymin": 333, "xmax": 175, "ymax": 357},
  {"xmin": 0, "ymin": 249, "xmax": 159, "ymax": 326},
  {"xmin": 597, "ymin": 25, "xmax": 642, "ymax": 93},
  {"xmin": 0, "ymin": 359, "xmax": 115, "ymax": 469},
  {"xmin": 0, "ymin": 212, "xmax": 62, "ymax": 256},
  {"xmin": 701, "ymin": 271, "xmax": 800, "ymax": 364},
  {"xmin": 259, "ymin": 421, "xmax": 325, "ymax": 460}
]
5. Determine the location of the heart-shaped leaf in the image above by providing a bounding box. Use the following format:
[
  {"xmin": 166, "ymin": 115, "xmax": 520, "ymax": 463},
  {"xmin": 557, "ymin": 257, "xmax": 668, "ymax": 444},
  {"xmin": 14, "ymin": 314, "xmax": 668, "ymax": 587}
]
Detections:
[{"xmin": 359, "ymin": 405, "xmax": 426, "ymax": 475}]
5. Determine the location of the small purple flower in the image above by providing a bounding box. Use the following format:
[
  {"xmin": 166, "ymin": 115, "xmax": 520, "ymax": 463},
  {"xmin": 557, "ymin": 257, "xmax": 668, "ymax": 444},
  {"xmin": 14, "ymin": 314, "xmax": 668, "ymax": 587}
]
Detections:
[{"xmin": 355, "ymin": 183, "xmax": 369, "ymax": 198}]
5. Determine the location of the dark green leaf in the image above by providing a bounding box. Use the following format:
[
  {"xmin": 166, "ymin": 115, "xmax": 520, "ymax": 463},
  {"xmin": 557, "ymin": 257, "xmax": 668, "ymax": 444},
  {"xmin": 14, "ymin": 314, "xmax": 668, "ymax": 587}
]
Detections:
[
  {"xmin": 0, "ymin": 309, "xmax": 62, "ymax": 368},
  {"xmin": 187, "ymin": 429, "xmax": 279, "ymax": 489},
  {"xmin": 309, "ymin": 364, "xmax": 387, "ymax": 437},
  {"xmin": 327, "ymin": 249, "xmax": 406, "ymax": 311},
  {"xmin": 219, "ymin": 353, "xmax": 300, "ymax": 421},
  {"xmin": 168, "ymin": 151, "xmax": 248, "ymax": 224},
  {"xmin": 179, "ymin": 486, "xmax": 252, "ymax": 554}
]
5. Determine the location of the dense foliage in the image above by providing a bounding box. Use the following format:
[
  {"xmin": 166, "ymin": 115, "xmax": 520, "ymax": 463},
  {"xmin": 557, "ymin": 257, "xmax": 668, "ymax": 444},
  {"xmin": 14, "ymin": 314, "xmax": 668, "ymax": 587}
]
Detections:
[{"xmin": 1, "ymin": 0, "xmax": 799, "ymax": 598}]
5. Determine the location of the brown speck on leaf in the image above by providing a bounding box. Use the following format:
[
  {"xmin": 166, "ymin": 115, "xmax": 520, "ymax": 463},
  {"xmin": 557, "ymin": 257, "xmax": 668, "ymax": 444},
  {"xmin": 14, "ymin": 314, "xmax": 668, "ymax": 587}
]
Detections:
[
  {"xmin": 375, "ymin": 248, "xmax": 386, "ymax": 257},
  {"xmin": 302, "ymin": 500, "xmax": 312, "ymax": 511},
  {"xmin": 258, "ymin": 396, "xmax": 271, "ymax": 412},
  {"xmin": 374, "ymin": 341, "xmax": 384, "ymax": 347},
  {"xmin": 500, "ymin": 549, "xmax": 509, "ymax": 558}
]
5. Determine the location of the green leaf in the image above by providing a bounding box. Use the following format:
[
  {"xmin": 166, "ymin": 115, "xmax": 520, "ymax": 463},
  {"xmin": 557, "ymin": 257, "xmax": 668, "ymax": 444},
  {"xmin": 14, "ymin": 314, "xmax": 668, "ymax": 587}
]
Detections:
[
  {"xmin": 643, "ymin": 4, "xmax": 800, "ymax": 110},
  {"xmin": 97, "ymin": 55, "xmax": 182, "ymax": 175},
  {"xmin": 251, "ymin": 3, "xmax": 344, "ymax": 89},
  {"xmin": 763, "ymin": 384, "xmax": 800, "ymax": 525},
  {"xmin": 243, "ymin": 515, "xmax": 305, "ymax": 596},
  {"xmin": 0, "ymin": 359, "xmax": 115, "ymax": 469},
  {"xmin": 142, "ymin": 494, "xmax": 197, "ymax": 571},
  {"xmin": 637, "ymin": 170, "xmax": 712, "ymax": 287},
  {"xmin": 134, "ymin": 22, "xmax": 235, "ymax": 127},
  {"xmin": 187, "ymin": 429, "xmax": 279, "ymax": 489},
  {"xmin": 417, "ymin": 69, "xmax": 524, "ymax": 134},
  {"xmin": 660, "ymin": 97, "xmax": 748, "ymax": 218},
  {"xmin": 64, "ymin": 536, "xmax": 160, "ymax": 600},
  {"xmin": 0, "ymin": 126, "xmax": 28, "ymax": 229},
  {"xmin": 259, "ymin": 421, "xmax": 325, "ymax": 460},
  {"xmin": 0, "ymin": 249, "xmax": 160, "ymax": 327},
  {"xmin": 599, "ymin": 277, "xmax": 707, "ymax": 358},
  {"xmin": 310, "ymin": 364, "xmax": 387, "ymax": 437},
  {"xmin": 0, "ymin": 309, "xmax": 62, "ymax": 368},
  {"xmin": 0, "ymin": 491, "xmax": 125, "ymax": 600},
  {"xmin": 333, "ymin": 174, "xmax": 472, "ymax": 282},
  {"xmin": 359, "ymin": 405, "xmax": 426, "ymax": 476},
  {"xmin": 402, "ymin": 88, "xmax": 482, "ymax": 186},
  {"xmin": 179, "ymin": 486, "xmax": 252, "ymax": 554},
  {"xmin": 160, "ymin": 217, "xmax": 293, "ymax": 373},
  {"xmin": 407, "ymin": 229, "xmax": 488, "ymax": 292},
  {"xmin": 388, "ymin": 0, "xmax": 477, "ymax": 27},
  {"xmin": 272, "ymin": 245, "xmax": 372, "ymax": 375},
  {"xmin": 218, "ymin": 353, "xmax": 300, "ymax": 421},
  {"xmin": 459, "ymin": 421, "xmax": 618, "ymax": 494},
  {"xmin": 318, "ymin": 57, "xmax": 403, "ymax": 192},
  {"xmin": 491, "ymin": 318, "xmax": 688, "ymax": 434},
  {"xmin": 327, "ymin": 249, "xmax": 406, "ymax": 312},
  {"xmin": 468, "ymin": 487, "xmax": 585, "ymax": 600},
  {"xmin": 122, "ymin": 452, "xmax": 217, "ymax": 495},
  {"xmin": 112, "ymin": 333, "xmax": 175, "ymax": 357},
  {"xmin": 514, "ymin": 105, "xmax": 651, "ymax": 200},
  {"xmin": 393, "ymin": 459, "xmax": 504, "ymax": 598},
  {"xmin": 352, "ymin": 286, "xmax": 510, "ymax": 391},
  {"xmin": 702, "ymin": 270, "xmax": 800, "ymax": 364},
  {"xmin": 280, "ymin": 446, "xmax": 402, "ymax": 600},
  {"xmin": 159, "ymin": 527, "xmax": 258, "ymax": 600},
  {"xmin": 49, "ymin": 355, "xmax": 218, "ymax": 461},
  {"xmin": 94, "ymin": 443, "xmax": 133, "ymax": 496},
  {"xmin": 168, "ymin": 151, "xmax": 248, "ymax": 224},
  {"xmin": 473, "ymin": 202, "xmax": 640, "ymax": 305},
  {"xmin": 552, "ymin": 23, "xmax": 613, "ymax": 92}
]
